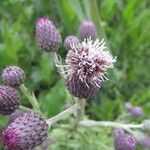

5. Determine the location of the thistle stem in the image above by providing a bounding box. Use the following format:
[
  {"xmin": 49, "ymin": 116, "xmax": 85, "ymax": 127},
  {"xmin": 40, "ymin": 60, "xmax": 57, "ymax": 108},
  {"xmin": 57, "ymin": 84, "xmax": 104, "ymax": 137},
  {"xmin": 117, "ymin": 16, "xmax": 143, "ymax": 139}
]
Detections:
[
  {"xmin": 19, "ymin": 105, "xmax": 34, "ymax": 112},
  {"xmin": 20, "ymin": 84, "xmax": 40, "ymax": 110},
  {"xmin": 50, "ymin": 52, "xmax": 65, "ymax": 79},
  {"xmin": 50, "ymin": 51, "xmax": 77, "ymax": 103},
  {"xmin": 46, "ymin": 103, "xmax": 79, "ymax": 125},
  {"xmin": 79, "ymin": 120, "xmax": 143, "ymax": 130},
  {"xmin": 74, "ymin": 100, "xmax": 82, "ymax": 128}
]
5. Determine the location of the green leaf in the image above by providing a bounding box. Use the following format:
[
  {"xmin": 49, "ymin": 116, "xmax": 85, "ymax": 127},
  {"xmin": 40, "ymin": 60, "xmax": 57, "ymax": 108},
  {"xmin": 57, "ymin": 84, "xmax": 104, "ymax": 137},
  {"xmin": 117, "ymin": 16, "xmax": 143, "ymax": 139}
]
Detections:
[{"xmin": 39, "ymin": 80, "xmax": 67, "ymax": 117}]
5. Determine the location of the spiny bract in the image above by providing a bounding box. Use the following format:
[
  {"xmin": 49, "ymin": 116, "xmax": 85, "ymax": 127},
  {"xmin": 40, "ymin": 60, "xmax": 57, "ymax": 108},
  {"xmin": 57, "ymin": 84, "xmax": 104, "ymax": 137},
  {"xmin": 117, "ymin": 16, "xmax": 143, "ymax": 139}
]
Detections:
[{"xmin": 0, "ymin": 85, "xmax": 20, "ymax": 115}]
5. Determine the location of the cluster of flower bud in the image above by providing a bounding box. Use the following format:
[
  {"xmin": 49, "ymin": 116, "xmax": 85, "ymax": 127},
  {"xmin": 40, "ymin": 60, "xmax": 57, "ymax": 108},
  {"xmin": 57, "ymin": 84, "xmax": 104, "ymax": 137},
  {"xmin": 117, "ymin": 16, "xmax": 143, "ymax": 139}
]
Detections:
[
  {"xmin": 0, "ymin": 66, "xmax": 25, "ymax": 115},
  {"xmin": 35, "ymin": 17, "xmax": 116, "ymax": 99},
  {"xmin": 0, "ymin": 65, "xmax": 49, "ymax": 149},
  {"xmin": 63, "ymin": 21, "xmax": 116, "ymax": 98},
  {"xmin": 64, "ymin": 20, "xmax": 96, "ymax": 51}
]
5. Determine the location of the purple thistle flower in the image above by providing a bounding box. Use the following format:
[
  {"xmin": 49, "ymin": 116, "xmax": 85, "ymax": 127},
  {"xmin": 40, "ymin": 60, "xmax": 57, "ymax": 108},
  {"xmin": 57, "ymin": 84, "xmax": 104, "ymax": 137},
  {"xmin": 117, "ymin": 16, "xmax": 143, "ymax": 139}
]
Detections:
[
  {"xmin": 131, "ymin": 106, "xmax": 144, "ymax": 118},
  {"xmin": 113, "ymin": 128, "xmax": 136, "ymax": 150},
  {"xmin": 0, "ymin": 85, "xmax": 20, "ymax": 115},
  {"xmin": 64, "ymin": 35, "xmax": 79, "ymax": 50},
  {"xmin": 79, "ymin": 20, "xmax": 96, "ymax": 40},
  {"xmin": 65, "ymin": 38, "xmax": 116, "ymax": 98},
  {"xmin": 2, "ymin": 112, "xmax": 48, "ymax": 150},
  {"xmin": 2, "ymin": 66, "xmax": 25, "ymax": 87},
  {"xmin": 36, "ymin": 17, "xmax": 62, "ymax": 52}
]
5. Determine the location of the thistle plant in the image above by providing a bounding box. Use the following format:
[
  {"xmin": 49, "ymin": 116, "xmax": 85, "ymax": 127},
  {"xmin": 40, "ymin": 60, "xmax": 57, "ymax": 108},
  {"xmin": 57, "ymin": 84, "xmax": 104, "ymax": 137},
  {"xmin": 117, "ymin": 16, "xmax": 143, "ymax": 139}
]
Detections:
[{"xmin": 0, "ymin": 18, "xmax": 149, "ymax": 150}]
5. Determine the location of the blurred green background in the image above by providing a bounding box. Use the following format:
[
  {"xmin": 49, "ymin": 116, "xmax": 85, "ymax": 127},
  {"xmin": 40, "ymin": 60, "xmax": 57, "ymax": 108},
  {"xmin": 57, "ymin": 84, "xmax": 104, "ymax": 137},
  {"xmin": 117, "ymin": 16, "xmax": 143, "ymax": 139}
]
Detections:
[{"xmin": 0, "ymin": 0, "xmax": 149, "ymax": 149}]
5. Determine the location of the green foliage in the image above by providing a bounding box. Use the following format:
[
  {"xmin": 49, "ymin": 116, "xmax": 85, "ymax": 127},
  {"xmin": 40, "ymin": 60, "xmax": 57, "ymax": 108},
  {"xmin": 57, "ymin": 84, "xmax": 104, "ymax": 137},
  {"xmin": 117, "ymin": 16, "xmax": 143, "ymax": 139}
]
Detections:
[{"xmin": 0, "ymin": 0, "xmax": 149, "ymax": 149}]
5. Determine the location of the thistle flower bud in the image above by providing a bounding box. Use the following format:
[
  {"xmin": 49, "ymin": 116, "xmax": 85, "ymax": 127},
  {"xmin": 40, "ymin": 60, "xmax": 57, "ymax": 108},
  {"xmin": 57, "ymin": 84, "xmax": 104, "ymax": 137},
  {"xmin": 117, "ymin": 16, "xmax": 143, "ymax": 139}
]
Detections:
[
  {"xmin": 79, "ymin": 20, "xmax": 96, "ymax": 40},
  {"xmin": 36, "ymin": 17, "xmax": 62, "ymax": 52},
  {"xmin": 113, "ymin": 128, "xmax": 126, "ymax": 150},
  {"xmin": 0, "ymin": 85, "xmax": 20, "ymax": 115},
  {"xmin": 65, "ymin": 39, "xmax": 116, "ymax": 98},
  {"xmin": 113, "ymin": 128, "xmax": 136, "ymax": 150},
  {"xmin": 2, "ymin": 112, "xmax": 48, "ymax": 150},
  {"xmin": 2, "ymin": 66, "xmax": 25, "ymax": 87},
  {"xmin": 8, "ymin": 109, "xmax": 25, "ymax": 124},
  {"xmin": 131, "ymin": 106, "xmax": 144, "ymax": 118},
  {"xmin": 64, "ymin": 36, "xmax": 79, "ymax": 50},
  {"xmin": 124, "ymin": 102, "xmax": 133, "ymax": 111}
]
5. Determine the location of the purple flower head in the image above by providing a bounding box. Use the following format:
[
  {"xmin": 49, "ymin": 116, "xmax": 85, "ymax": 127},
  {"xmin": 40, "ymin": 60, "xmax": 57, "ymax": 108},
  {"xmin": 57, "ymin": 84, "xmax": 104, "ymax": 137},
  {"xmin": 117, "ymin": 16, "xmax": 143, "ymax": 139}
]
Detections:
[
  {"xmin": 2, "ymin": 112, "xmax": 48, "ymax": 150},
  {"xmin": 64, "ymin": 35, "xmax": 79, "ymax": 50},
  {"xmin": 65, "ymin": 38, "xmax": 116, "ymax": 98},
  {"xmin": 131, "ymin": 106, "xmax": 144, "ymax": 118},
  {"xmin": 36, "ymin": 17, "xmax": 62, "ymax": 52},
  {"xmin": 113, "ymin": 128, "xmax": 136, "ymax": 150},
  {"xmin": 79, "ymin": 20, "xmax": 96, "ymax": 40},
  {"xmin": 0, "ymin": 85, "xmax": 20, "ymax": 115},
  {"xmin": 2, "ymin": 66, "xmax": 25, "ymax": 87}
]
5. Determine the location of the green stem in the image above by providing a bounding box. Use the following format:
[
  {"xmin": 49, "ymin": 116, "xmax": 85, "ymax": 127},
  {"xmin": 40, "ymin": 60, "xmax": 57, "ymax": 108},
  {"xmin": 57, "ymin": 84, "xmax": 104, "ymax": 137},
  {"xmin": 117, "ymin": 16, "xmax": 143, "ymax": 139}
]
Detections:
[
  {"xmin": 20, "ymin": 84, "xmax": 40, "ymax": 110},
  {"xmin": 79, "ymin": 119, "xmax": 143, "ymax": 130},
  {"xmin": 19, "ymin": 105, "xmax": 34, "ymax": 112},
  {"xmin": 81, "ymin": 99, "xmax": 86, "ymax": 117},
  {"xmin": 74, "ymin": 99, "xmax": 83, "ymax": 128},
  {"xmin": 50, "ymin": 52, "xmax": 77, "ymax": 104},
  {"xmin": 50, "ymin": 52, "xmax": 65, "ymax": 79},
  {"xmin": 46, "ymin": 103, "xmax": 79, "ymax": 126}
]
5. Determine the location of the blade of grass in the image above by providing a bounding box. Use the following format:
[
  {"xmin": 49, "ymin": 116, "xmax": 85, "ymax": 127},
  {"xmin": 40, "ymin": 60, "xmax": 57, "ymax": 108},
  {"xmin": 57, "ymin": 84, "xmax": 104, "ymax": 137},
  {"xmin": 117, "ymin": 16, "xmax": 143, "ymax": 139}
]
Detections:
[
  {"xmin": 90, "ymin": 0, "xmax": 107, "ymax": 41},
  {"xmin": 69, "ymin": 0, "xmax": 86, "ymax": 22},
  {"xmin": 82, "ymin": 0, "xmax": 91, "ymax": 19}
]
